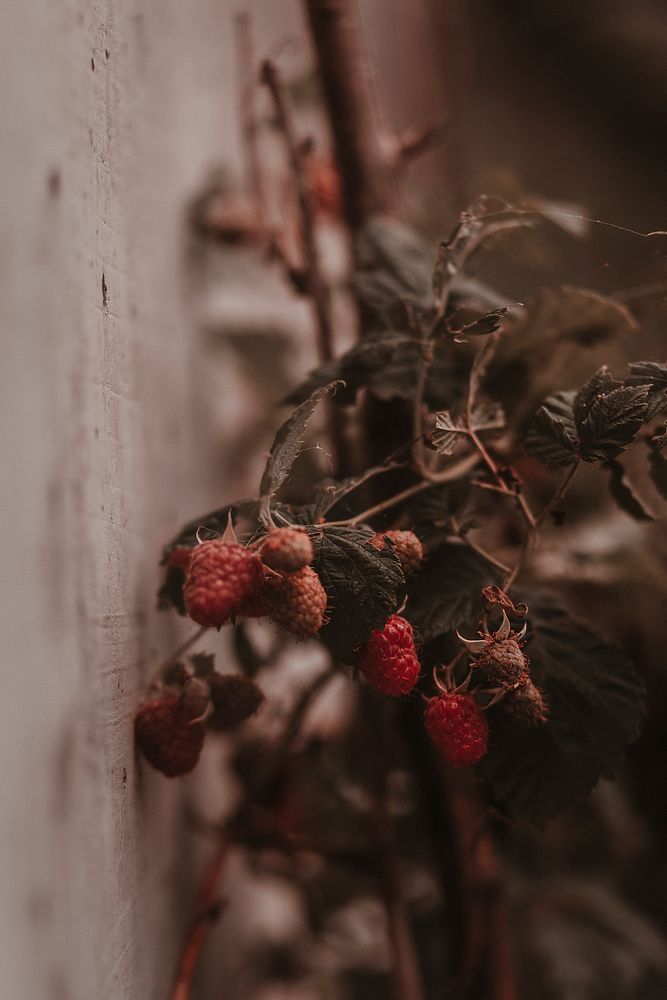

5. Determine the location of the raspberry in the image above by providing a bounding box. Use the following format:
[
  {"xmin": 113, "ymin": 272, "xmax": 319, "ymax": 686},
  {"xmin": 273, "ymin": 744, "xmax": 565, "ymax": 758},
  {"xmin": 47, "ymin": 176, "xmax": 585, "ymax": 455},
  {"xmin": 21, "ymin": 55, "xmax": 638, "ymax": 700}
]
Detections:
[
  {"xmin": 183, "ymin": 540, "xmax": 263, "ymax": 628},
  {"xmin": 475, "ymin": 637, "xmax": 527, "ymax": 685},
  {"xmin": 425, "ymin": 692, "xmax": 489, "ymax": 767},
  {"xmin": 167, "ymin": 546, "xmax": 194, "ymax": 570},
  {"xmin": 357, "ymin": 614, "xmax": 421, "ymax": 697},
  {"xmin": 371, "ymin": 530, "xmax": 425, "ymax": 577},
  {"xmin": 501, "ymin": 677, "xmax": 548, "ymax": 726},
  {"xmin": 260, "ymin": 527, "xmax": 314, "ymax": 574},
  {"xmin": 264, "ymin": 566, "xmax": 328, "ymax": 638},
  {"xmin": 135, "ymin": 693, "xmax": 205, "ymax": 777},
  {"xmin": 206, "ymin": 673, "xmax": 265, "ymax": 731}
]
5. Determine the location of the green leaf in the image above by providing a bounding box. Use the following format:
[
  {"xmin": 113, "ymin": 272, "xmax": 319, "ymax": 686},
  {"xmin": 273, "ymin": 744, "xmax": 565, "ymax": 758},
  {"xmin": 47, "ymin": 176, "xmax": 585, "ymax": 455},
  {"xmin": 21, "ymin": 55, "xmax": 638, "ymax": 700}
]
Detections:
[
  {"xmin": 525, "ymin": 391, "xmax": 579, "ymax": 467},
  {"xmin": 604, "ymin": 459, "xmax": 655, "ymax": 522},
  {"xmin": 577, "ymin": 384, "xmax": 649, "ymax": 462},
  {"xmin": 478, "ymin": 593, "xmax": 645, "ymax": 825},
  {"xmin": 259, "ymin": 382, "xmax": 342, "ymax": 524},
  {"xmin": 649, "ymin": 449, "xmax": 667, "ymax": 500},
  {"xmin": 310, "ymin": 525, "xmax": 406, "ymax": 662},
  {"xmin": 627, "ymin": 361, "xmax": 667, "ymax": 420},
  {"xmin": 406, "ymin": 543, "xmax": 500, "ymax": 643}
]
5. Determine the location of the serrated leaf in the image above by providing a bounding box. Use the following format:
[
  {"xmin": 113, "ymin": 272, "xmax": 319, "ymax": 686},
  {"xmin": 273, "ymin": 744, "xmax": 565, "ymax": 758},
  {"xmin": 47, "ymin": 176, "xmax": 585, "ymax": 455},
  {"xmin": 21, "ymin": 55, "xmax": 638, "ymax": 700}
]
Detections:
[
  {"xmin": 604, "ymin": 459, "xmax": 655, "ymax": 522},
  {"xmin": 573, "ymin": 366, "xmax": 621, "ymax": 428},
  {"xmin": 431, "ymin": 410, "xmax": 466, "ymax": 456},
  {"xmin": 478, "ymin": 593, "xmax": 645, "ymax": 825},
  {"xmin": 627, "ymin": 360, "xmax": 667, "ymax": 420},
  {"xmin": 310, "ymin": 526, "xmax": 406, "ymax": 662},
  {"xmin": 526, "ymin": 391, "xmax": 579, "ymax": 467},
  {"xmin": 578, "ymin": 384, "xmax": 649, "ymax": 462},
  {"xmin": 259, "ymin": 382, "xmax": 342, "ymax": 523},
  {"xmin": 649, "ymin": 449, "xmax": 667, "ymax": 499},
  {"xmin": 406, "ymin": 543, "xmax": 500, "ymax": 643}
]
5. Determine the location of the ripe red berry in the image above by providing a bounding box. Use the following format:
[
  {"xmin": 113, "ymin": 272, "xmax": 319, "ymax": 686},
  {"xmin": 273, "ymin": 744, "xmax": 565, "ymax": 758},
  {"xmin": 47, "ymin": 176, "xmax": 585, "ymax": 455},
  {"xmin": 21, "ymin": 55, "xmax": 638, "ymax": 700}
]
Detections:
[
  {"xmin": 135, "ymin": 693, "xmax": 205, "ymax": 777},
  {"xmin": 260, "ymin": 527, "xmax": 314, "ymax": 574},
  {"xmin": 183, "ymin": 540, "xmax": 263, "ymax": 628},
  {"xmin": 371, "ymin": 530, "xmax": 425, "ymax": 577},
  {"xmin": 264, "ymin": 566, "xmax": 328, "ymax": 638},
  {"xmin": 357, "ymin": 614, "xmax": 421, "ymax": 697},
  {"xmin": 425, "ymin": 692, "xmax": 489, "ymax": 767}
]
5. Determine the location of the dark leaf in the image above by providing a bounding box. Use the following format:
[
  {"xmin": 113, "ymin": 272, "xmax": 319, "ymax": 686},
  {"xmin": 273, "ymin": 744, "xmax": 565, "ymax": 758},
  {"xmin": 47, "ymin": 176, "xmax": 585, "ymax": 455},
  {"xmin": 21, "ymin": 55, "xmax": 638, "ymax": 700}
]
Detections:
[
  {"xmin": 310, "ymin": 525, "xmax": 406, "ymax": 662},
  {"xmin": 286, "ymin": 329, "xmax": 462, "ymax": 409},
  {"xmin": 604, "ymin": 460, "xmax": 655, "ymax": 522},
  {"xmin": 406, "ymin": 543, "xmax": 500, "ymax": 643},
  {"xmin": 525, "ymin": 391, "xmax": 579, "ymax": 467},
  {"xmin": 191, "ymin": 652, "xmax": 216, "ymax": 678},
  {"xmin": 627, "ymin": 361, "xmax": 667, "ymax": 420},
  {"xmin": 259, "ymin": 382, "xmax": 342, "ymax": 523},
  {"xmin": 445, "ymin": 306, "xmax": 514, "ymax": 340},
  {"xmin": 649, "ymin": 449, "xmax": 667, "ymax": 500},
  {"xmin": 431, "ymin": 410, "xmax": 465, "ymax": 456},
  {"xmin": 478, "ymin": 593, "xmax": 645, "ymax": 825},
  {"xmin": 577, "ymin": 384, "xmax": 649, "ymax": 462},
  {"xmin": 353, "ymin": 218, "xmax": 433, "ymax": 327},
  {"xmin": 516, "ymin": 286, "xmax": 638, "ymax": 347},
  {"xmin": 572, "ymin": 366, "xmax": 621, "ymax": 428},
  {"xmin": 650, "ymin": 422, "xmax": 667, "ymax": 450},
  {"xmin": 206, "ymin": 673, "xmax": 265, "ymax": 731}
]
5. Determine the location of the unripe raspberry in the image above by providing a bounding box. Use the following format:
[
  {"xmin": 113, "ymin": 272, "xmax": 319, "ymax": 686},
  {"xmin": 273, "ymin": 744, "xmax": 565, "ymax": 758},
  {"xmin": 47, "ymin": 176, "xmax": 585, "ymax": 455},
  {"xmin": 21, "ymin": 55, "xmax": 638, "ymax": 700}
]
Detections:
[
  {"xmin": 371, "ymin": 530, "xmax": 425, "ymax": 577},
  {"xmin": 206, "ymin": 673, "xmax": 265, "ymax": 731},
  {"xmin": 357, "ymin": 614, "xmax": 421, "ymax": 696},
  {"xmin": 135, "ymin": 693, "xmax": 205, "ymax": 777},
  {"xmin": 501, "ymin": 677, "xmax": 548, "ymax": 726},
  {"xmin": 264, "ymin": 566, "xmax": 328, "ymax": 638},
  {"xmin": 475, "ymin": 637, "xmax": 527, "ymax": 685},
  {"xmin": 183, "ymin": 540, "xmax": 263, "ymax": 628},
  {"xmin": 425, "ymin": 692, "xmax": 489, "ymax": 767},
  {"xmin": 260, "ymin": 527, "xmax": 314, "ymax": 574}
]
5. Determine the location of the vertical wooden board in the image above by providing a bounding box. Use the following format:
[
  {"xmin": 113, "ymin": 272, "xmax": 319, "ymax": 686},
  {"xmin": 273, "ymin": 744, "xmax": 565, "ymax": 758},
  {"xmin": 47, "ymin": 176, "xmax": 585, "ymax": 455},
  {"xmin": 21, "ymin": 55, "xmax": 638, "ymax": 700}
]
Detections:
[{"xmin": 0, "ymin": 0, "xmax": 245, "ymax": 996}]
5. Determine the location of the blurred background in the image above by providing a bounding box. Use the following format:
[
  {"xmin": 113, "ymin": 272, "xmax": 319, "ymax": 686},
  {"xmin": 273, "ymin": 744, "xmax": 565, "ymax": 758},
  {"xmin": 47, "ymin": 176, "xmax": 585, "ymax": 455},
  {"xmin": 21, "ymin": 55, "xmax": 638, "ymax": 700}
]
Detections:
[{"xmin": 1, "ymin": 1, "xmax": 666, "ymax": 997}]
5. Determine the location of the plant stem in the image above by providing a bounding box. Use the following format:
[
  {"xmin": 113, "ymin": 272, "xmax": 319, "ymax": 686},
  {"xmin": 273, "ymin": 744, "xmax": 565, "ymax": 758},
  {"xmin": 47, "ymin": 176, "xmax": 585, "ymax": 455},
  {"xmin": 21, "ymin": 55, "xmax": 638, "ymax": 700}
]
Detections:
[
  {"xmin": 169, "ymin": 841, "xmax": 231, "ymax": 1000},
  {"xmin": 260, "ymin": 59, "xmax": 348, "ymax": 473},
  {"xmin": 325, "ymin": 452, "xmax": 480, "ymax": 526},
  {"xmin": 148, "ymin": 626, "xmax": 209, "ymax": 693}
]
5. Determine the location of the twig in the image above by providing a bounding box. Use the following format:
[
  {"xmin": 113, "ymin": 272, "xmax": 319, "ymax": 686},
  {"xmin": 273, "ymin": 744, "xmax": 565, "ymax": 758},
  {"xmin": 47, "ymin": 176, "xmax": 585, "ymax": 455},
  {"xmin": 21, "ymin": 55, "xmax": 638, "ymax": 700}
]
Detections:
[
  {"xmin": 261, "ymin": 60, "xmax": 334, "ymax": 366},
  {"xmin": 325, "ymin": 453, "xmax": 480, "ymax": 526},
  {"xmin": 363, "ymin": 692, "xmax": 426, "ymax": 1000},
  {"xmin": 169, "ymin": 842, "xmax": 231, "ymax": 1000},
  {"xmin": 168, "ymin": 664, "xmax": 337, "ymax": 1000},
  {"xmin": 302, "ymin": 0, "xmax": 397, "ymax": 230}
]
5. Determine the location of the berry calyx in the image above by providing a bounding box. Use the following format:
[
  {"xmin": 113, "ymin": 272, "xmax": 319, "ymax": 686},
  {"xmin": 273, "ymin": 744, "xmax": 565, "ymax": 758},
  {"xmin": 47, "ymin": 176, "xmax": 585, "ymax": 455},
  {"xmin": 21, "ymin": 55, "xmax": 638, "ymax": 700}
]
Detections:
[
  {"xmin": 135, "ymin": 693, "xmax": 206, "ymax": 777},
  {"xmin": 370, "ymin": 530, "xmax": 425, "ymax": 577},
  {"xmin": 357, "ymin": 614, "xmax": 421, "ymax": 697},
  {"xmin": 264, "ymin": 565, "xmax": 328, "ymax": 638},
  {"xmin": 183, "ymin": 540, "xmax": 264, "ymax": 628},
  {"xmin": 425, "ymin": 691, "xmax": 489, "ymax": 767},
  {"xmin": 260, "ymin": 526, "xmax": 314, "ymax": 574}
]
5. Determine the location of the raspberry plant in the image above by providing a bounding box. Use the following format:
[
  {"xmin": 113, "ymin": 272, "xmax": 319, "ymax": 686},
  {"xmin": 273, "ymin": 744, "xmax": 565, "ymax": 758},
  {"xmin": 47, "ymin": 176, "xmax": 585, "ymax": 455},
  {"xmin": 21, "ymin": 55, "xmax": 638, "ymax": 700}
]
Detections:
[{"xmin": 136, "ymin": 13, "xmax": 667, "ymax": 999}]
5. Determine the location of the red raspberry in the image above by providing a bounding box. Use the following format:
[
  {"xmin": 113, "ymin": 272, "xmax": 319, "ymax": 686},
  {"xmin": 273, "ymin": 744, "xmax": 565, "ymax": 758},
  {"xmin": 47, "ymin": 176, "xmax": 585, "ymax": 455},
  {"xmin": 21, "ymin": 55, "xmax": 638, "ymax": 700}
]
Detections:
[
  {"xmin": 135, "ymin": 693, "xmax": 205, "ymax": 777},
  {"xmin": 371, "ymin": 530, "xmax": 425, "ymax": 577},
  {"xmin": 357, "ymin": 614, "xmax": 421, "ymax": 697},
  {"xmin": 167, "ymin": 546, "xmax": 194, "ymax": 570},
  {"xmin": 260, "ymin": 527, "xmax": 314, "ymax": 574},
  {"xmin": 425, "ymin": 692, "xmax": 489, "ymax": 767},
  {"xmin": 183, "ymin": 541, "xmax": 263, "ymax": 628},
  {"xmin": 264, "ymin": 566, "xmax": 328, "ymax": 638}
]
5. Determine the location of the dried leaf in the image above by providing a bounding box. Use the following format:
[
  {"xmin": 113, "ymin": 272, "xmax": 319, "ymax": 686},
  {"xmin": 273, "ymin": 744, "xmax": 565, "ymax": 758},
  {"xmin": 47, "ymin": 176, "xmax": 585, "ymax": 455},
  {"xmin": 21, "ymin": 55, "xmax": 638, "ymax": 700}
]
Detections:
[{"xmin": 259, "ymin": 382, "xmax": 342, "ymax": 524}]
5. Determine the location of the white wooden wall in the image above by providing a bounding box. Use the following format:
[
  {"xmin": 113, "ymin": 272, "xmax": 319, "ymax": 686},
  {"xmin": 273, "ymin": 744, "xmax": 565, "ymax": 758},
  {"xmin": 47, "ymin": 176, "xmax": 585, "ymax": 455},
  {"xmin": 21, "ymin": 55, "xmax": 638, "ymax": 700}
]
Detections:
[{"xmin": 0, "ymin": 2, "xmax": 444, "ymax": 997}]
